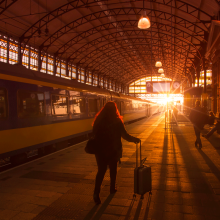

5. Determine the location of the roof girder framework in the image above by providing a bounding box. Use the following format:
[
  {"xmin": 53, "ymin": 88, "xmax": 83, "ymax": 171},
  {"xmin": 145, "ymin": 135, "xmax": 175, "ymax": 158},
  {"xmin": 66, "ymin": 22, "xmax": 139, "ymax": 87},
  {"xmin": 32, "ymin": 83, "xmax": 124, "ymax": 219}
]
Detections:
[{"xmin": 0, "ymin": 0, "xmax": 219, "ymax": 85}]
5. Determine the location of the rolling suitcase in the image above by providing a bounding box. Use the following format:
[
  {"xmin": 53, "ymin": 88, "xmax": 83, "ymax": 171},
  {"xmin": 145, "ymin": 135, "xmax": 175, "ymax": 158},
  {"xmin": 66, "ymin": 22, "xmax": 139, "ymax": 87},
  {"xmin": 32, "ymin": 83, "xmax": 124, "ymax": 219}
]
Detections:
[{"xmin": 134, "ymin": 141, "xmax": 152, "ymax": 198}]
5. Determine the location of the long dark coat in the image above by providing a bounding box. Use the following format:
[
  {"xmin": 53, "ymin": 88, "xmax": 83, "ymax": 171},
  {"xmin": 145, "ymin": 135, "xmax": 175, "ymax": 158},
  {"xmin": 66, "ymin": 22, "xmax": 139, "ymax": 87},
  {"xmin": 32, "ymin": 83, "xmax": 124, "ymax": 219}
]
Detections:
[
  {"xmin": 93, "ymin": 118, "xmax": 138, "ymax": 161},
  {"xmin": 189, "ymin": 106, "xmax": 205, "ymax": 129}
]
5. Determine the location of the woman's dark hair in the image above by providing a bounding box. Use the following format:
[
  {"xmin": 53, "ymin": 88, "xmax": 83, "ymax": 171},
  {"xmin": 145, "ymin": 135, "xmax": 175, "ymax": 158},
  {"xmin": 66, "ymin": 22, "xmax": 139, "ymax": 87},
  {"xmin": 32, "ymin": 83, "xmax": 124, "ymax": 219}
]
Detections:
[{"xmin": 92, "ymin": 101, "xmax": 123, "ymax": 126}]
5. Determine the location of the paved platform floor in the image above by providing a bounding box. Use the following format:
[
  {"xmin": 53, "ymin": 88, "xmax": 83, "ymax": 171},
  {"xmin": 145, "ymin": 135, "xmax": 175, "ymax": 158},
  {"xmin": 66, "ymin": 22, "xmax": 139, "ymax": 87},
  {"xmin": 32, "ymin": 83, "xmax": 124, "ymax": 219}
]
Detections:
[{"xmin": 0, "ymin": 113, "xmax": 220, "ymax": 220}]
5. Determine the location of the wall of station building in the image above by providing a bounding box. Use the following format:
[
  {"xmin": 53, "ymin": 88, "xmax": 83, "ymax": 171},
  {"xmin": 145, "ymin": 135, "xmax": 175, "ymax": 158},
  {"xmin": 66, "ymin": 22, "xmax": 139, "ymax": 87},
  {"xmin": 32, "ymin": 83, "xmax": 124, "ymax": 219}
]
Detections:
[{"xmin": 195, "ymin": 70, "xmax": 212, "ymax": 87}]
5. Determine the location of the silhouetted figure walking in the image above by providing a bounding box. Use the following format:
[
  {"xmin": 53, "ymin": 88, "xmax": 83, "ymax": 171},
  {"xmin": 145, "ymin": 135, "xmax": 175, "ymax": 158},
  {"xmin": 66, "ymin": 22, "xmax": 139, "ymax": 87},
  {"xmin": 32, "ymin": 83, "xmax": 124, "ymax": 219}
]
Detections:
[
  {"xmin": 189, "ymin": 100, "xmax": 205, "ymax": 149},
  {"xmin": 92, "ymin": 101, "xmax": 140, "ymax": 204},
  {"xmin": 173, "ymin": 105, "xmax": 178, "ymax": 125}
]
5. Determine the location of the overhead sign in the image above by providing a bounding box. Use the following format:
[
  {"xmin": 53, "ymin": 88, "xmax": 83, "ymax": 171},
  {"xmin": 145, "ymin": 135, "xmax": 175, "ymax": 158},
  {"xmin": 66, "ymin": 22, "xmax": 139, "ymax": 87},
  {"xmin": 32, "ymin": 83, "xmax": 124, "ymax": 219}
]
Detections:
[
  {"xmin": 153, "ymin": 82, "xmax": 170, "ymax": 93},
  {"xmin": 146, "ymin": 81, "xmax": 181, "ymax": 93}
]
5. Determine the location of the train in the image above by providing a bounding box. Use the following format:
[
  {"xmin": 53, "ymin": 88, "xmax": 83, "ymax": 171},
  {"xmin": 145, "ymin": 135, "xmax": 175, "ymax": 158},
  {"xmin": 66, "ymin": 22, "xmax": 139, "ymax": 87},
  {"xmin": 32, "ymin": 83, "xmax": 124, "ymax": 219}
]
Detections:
[{"xmin": 0, "ymin": 62, "xmax": 163, "ymax": 164}]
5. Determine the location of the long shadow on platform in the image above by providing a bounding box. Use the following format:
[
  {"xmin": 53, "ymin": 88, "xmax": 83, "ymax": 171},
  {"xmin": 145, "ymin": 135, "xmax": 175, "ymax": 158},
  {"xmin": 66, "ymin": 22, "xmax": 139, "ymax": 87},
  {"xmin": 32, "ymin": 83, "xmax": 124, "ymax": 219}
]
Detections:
[
  {"xmin": 84, "ymin": 194, "xmax": 114, "ymax": 220},
  {"xmin": 172, "ymin": 127, "xmax": 218, "ymax": 212},
  {"xmin": 203, "ymin": 134, "xmax": 220, "ymax": 156},
  {"xmin": 124, "ymin": 197, "xmax": 136, "ymax": 220},
  {"xmin": 142, "ymin": 125, "xmax": 169, "ymax": 219},
  {"xmin": 83, "ymin": 205, "xmax": 99, "ymax": 220},
  {"xmin": 197, "ymin": 149, "xmax": 220, "ymax": 181}
]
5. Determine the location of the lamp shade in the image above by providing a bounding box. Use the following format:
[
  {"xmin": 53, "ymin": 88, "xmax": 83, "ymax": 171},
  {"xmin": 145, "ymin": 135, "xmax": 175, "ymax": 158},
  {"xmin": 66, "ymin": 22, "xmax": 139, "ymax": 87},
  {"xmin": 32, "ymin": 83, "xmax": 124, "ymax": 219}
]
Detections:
[
  {"xmin": 158, "ymin": 68, "xmax": 164, "ymax": 73},
  {"xmin": 155, "ymin": 61, "xmax": 162, "ymax": 67},
  {"xmin": 160, "ymin": 73, "xmax": 165, "ymax": 78},
  {"xmin": 138, "ymin": 15, "xmax": 151, "ymax": 29}
]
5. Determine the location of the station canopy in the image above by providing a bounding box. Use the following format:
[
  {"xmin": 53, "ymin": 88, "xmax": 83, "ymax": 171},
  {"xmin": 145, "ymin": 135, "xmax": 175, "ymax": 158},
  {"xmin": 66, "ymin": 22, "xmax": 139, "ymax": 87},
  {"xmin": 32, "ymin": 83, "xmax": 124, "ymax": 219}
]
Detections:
[{"xmin": 0, "ymin": 0, "xmax": 219, "ymax": 85}]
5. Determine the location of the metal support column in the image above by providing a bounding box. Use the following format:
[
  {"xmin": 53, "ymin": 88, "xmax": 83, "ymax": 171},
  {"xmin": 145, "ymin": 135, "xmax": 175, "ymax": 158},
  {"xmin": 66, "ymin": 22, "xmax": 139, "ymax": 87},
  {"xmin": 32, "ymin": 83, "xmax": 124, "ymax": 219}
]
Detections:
[
  {"xmin": 7, "ymin": 37, "xmax": 9, "ymax": 63},
  {"xmin": 53, "ymin": 55, "xmax": 57, "ymax": 76},
  {"xmin": 45, "ymin": 53, "xmax": 48, "ymax": 74},
  {"xmin": 28, "ymin": 46, "xmax": 31, "ymax": 69},
  {"xmin": 84, "ymin": 69, "xmax": 87, "ymax": 83},
  {"xmin": 76, "ymin": 65, "xmax": 79, "ymax": 81},
  {"xmin": 97, "ymin": 74, "xmax": 100, "ymax": 87},
  {"xmin": 37, "ymin": 49, "xmax": 41, "ymax": 72},
  {"xmin": 66, "ymin": 59, "xmax": 69, "ymax": 77},
  {"xmin": 91, "ymin": 72, "xmax": 93, "ymax": 85},
  {"xmin": 18, "ymin": 40, "xmax": 22, "ymax": 65},
  {"xmin": 197, "ymin": 66, "xmax": 200, "ymax": 87},
  {"xmin": 203, "ymin": 59, "xmax": 207, "ymax": 93}
]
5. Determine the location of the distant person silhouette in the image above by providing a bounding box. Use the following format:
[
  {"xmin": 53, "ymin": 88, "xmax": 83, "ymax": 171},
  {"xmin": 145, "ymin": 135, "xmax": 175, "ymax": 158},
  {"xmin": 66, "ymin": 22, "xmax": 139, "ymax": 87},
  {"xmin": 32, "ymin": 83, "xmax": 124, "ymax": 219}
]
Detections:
[
  {"xmin": 173, "ymin": 105, "xmax": 178, "ymax": 125},
  {"xmin": 92, "ymin": 101, "xmax": 140, "ymax": 204},
  {"xmin": 189, "ymin": 100, "xmax": 205, "ymax": 149}
]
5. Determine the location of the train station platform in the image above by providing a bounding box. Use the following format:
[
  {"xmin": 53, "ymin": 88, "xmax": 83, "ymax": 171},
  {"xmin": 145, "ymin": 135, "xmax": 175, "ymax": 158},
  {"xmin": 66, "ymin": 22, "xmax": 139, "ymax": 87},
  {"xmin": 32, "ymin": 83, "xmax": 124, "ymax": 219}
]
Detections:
[{"xmin": 0, "ymin": 113, "xmax": 220, "ymax": 220}]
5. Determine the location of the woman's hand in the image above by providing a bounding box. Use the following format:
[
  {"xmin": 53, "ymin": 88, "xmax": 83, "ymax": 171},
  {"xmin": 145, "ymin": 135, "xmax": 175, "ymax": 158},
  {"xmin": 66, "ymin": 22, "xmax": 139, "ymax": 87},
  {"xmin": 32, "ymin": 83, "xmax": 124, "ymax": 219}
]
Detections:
[{"xmin": 134, "ymin": 138, "xmax": 141, "ymax": 144}]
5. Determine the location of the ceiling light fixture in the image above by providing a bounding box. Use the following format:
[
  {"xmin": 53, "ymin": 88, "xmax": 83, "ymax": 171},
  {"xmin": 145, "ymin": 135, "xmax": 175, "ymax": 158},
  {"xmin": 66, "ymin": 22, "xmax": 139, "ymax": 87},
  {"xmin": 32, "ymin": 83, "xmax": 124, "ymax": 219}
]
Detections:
[
  {"xmin": 155, "ymin": 60, "xmax": 162, "ymax": 68},
  {"xmin": 138, "ymin": 0, "xmax": 151, "ymax": 29},
  {"xmin": 158, "ymin": 68, "xmax": 164, "ymax": 74},
  {"xmin": 160, "ymin": 73, "xmax": 165, "ymax": 78}
]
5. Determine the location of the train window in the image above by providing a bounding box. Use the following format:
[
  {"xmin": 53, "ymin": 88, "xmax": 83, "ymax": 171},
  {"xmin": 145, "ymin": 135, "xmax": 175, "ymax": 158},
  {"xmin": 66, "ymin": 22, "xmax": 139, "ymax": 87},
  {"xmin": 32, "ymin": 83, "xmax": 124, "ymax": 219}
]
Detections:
[
  {"xmin": 0, "ymin": 88, "xmax": 7, "ymax": 118},
  {"xmin": 69, "ymin": 97, "xmax": 86, "ymax": 117},
  {"xmin": 51, "ymin": 95, "xmax": 68, "ymax": 115},
  {"xmin": 18, "ymin": 90, "xmax": 45, "ymax": 117},
  {"xmin": 88, "ymin": 99, "xmax": 98, "ymax": 116}
]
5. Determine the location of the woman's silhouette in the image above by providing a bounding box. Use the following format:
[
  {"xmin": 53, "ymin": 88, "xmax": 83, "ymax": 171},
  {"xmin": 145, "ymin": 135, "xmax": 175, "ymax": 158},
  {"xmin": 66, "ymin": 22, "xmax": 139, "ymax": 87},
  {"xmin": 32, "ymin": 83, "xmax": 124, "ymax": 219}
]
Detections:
[{"xmin": 92, "ymin": 101, "xmax": 140, "ymax": 204}]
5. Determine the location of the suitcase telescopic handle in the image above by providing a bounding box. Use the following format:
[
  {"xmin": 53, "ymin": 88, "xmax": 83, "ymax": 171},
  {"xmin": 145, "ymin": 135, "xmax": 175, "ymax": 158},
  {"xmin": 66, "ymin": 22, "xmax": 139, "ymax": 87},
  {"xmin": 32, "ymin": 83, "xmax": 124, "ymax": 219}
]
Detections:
[
  {"xmin": 136, "ymin": 142, "xmax": 138, "ymax": 168},
  {"xmin": 140, "ymin": 140, "xmax": 142, "ymax": 166},
  {"xmin": 136, "ymin": 140, "xmax": 147, "ymax": 168},
  {"xmin": 136, "ymin": 140, "xmax": 142, "ymax": 168}
]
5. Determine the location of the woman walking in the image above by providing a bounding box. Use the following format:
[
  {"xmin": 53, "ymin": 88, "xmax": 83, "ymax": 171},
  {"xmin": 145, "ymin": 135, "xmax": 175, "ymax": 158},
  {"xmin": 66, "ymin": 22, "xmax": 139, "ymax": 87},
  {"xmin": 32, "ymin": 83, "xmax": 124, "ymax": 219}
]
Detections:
[{"xmin": 92, "ymin": 101, "xmax": 140, "ymax": 204}]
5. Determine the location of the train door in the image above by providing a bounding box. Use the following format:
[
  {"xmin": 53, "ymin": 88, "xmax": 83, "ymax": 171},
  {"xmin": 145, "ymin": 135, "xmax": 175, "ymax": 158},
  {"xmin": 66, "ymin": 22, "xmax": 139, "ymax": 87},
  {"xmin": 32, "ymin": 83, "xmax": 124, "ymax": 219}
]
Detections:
[
  {"xmin": 102, "ymin": 97, "xmax": 107, "ymax": 107},
  {"xmin": 97, "ymin": 98, "xmax": 101, "ymax": 111}
]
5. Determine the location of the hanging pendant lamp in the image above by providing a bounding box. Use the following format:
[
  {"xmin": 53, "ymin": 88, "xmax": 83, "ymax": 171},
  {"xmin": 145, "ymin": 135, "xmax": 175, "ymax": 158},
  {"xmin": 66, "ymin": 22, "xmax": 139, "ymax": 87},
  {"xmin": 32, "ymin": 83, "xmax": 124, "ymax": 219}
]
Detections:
[
  {"xmin": 158, "ymin": 68, "xmax": 164, "ymax": 74},
  {"xmin": 138, "ymin": 0, "xmax": 151, "ymax": 29},
  {"xmin": 155, "ymin": 60, "xmax": 162, "ymax": 67}
]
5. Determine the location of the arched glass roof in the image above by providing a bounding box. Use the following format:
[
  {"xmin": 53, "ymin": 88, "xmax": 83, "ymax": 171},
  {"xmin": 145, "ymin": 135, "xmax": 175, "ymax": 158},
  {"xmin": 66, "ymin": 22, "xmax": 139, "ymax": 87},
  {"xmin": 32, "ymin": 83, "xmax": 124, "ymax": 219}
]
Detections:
[{"xmin": 0, "ymin": 0, "xmax": 219, "ymax": 87}]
